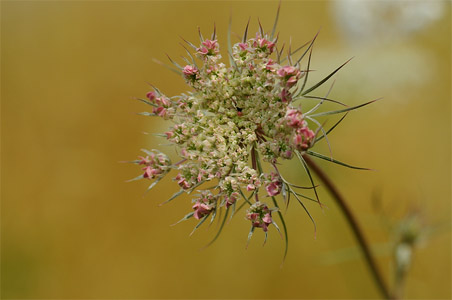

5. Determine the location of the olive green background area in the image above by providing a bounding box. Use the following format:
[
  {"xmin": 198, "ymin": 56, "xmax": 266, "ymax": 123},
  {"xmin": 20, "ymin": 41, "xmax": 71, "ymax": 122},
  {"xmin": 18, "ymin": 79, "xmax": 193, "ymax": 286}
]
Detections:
[{"xmin": 1, "ymin": 1, "xmax": 451, "ymax": 299}]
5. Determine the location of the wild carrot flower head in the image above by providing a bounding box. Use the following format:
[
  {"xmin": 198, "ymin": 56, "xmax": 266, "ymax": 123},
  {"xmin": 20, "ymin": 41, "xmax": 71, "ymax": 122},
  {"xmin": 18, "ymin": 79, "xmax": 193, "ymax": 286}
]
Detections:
[{"xmin": 128, "ymin": 6, "xmax": 376, "ymax": 256}]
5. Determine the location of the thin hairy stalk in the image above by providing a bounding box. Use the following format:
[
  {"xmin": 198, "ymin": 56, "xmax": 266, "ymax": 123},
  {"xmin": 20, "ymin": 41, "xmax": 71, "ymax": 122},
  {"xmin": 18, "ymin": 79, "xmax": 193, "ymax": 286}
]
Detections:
[{"xmin": 302, "ymin": 154, "xmax": 393, "ymax": 300}]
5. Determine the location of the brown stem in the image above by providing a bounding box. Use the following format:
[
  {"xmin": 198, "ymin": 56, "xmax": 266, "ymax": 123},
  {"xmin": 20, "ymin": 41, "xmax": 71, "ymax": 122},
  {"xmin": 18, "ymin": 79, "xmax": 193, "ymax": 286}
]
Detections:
[
  {"xmin": 302, "ymin": 154, "xmax": 393, "ymax": 300},
  {"xmin": 251, "ymin": 146, "xmax": 259, "ymax": 202}
]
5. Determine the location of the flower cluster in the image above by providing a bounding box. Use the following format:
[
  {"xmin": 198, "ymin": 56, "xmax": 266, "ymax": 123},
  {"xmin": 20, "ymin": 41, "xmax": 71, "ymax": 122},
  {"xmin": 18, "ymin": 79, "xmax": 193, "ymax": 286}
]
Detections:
[
  {"xmin": 246, "ymin": 202, "xmax": 275, "ymax": 232},
  {"xmin": 192, "ymin": 190, "xmax": 217, "ymax": 220},
  {"xmin": 129, "ymin": 15, "xmax": 372, "ymax": 250},
  {"xmin": 145, "ymin": 91, "xmax": 174, "ymax": 119},
  {"xmin": 137, "ymin": 150, "xmax": 171, "ymax": 180}
]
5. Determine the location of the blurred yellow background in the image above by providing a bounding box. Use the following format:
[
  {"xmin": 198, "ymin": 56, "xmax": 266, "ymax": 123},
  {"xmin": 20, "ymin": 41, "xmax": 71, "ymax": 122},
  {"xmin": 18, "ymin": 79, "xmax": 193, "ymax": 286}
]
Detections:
[{"xmin": 1, "ymin": 1, "xmax": 450, "ymax": 299}]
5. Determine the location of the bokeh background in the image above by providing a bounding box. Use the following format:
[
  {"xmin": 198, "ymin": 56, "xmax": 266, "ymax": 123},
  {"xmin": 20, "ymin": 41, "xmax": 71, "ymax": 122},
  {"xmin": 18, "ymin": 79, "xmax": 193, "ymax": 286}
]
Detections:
[{"xmin": 1, "ymin": 0, "xmax": 451, "ymax": 299}]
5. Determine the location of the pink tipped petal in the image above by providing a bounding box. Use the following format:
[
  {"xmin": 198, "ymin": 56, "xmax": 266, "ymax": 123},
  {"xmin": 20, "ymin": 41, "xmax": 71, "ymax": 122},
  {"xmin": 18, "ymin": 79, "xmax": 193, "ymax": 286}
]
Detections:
[
  {"xmin": 183, "ymin": 65, "xmax": 198, "ymax": 79},
  {"xmin": 146, "ymin": 91, "xmax": 156, "ymax": 100},
  {"xmin": 247, "ymin": 184, "xmax": 255, "ymax": 191},
  {"xmin": 138, "ymin": 156, "xmax": 150, "ymax": 165},
  {"xmin": 142, "ymin": 166, "xmax": 152, "ymax": 178},
  {"xmin": 239, "ymin": 43, "xmax": 247, "ymax": 51},
  {"xmin": 165, "ymin": 131, "xmax": 174, "ymax": 139},
  {"xmin": 280, "ymin": 89, "xmax": 291, "ymax": 102},
  {"xmin": 266, "ymin": 182, "xmax": 280, "ymax": 196},
  {"xmin": 193, "ymin": 209, "xmax": 202, "ymax": 220},
  {"xmin": 249, "ymin": 213, "xmax": 259, "ymax": 221},
  {"xmin": 263, "ymin": 213, "xmax": 272, "ymax": 224}
]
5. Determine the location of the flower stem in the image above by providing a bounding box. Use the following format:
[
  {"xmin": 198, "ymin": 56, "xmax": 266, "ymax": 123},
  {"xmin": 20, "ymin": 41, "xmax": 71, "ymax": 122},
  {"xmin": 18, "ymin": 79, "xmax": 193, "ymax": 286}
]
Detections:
[
  {"xmin": 302, "ymin": 154, "xmax": 393, "ymax": 300},
  {"xmin": 251, "ymin": 146, "xmax": 260, "ymax": 203}
]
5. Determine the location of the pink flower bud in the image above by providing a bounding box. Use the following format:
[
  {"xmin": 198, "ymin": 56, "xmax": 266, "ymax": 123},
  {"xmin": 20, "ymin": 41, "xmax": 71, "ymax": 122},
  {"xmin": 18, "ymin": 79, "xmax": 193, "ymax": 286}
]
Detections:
[
  {"xmin": 253, "ymin": 35, "xmax": 275, "ymax": 54},
  {"xmin": 202, "ymin": 39, "xmax": 217, "ymax": 49},
  {"xmin": 294, "ymin": 127, "xmax": 315, "ymax": 151},
  {"xmin": 197, "ymin": 39, "xmax": 219, "ymax": 56},
  {"xmin": 176, "ymin": 174, "xmax": 191, "ymax": 189},
  {"xmin": 183, "ymin": 65, "xmax": 197, "ymax": 75},
  {"xmin": 193, "ymin": 209, "xmax": 203, "ymax": 220},
  {"xmin": 266, "ymin": 59, "xmax": 276, "ymax": 71},
  {"xmin": 192, "ymin": 192, "xmax": 215, "ymax": 219},
  {"xmin": 153, "ymin": 106, "xmax": 167, "ymax": 117},
  {"xmin": 197, "ymin": 47, "xmax": 208, "ymax": 55},
  {"xmin": 142, "ymin": 166, "xmax": 160, "ymax": 178},
  {"xmin": 146, "ymin": 91, "xmax": 156, "ymax": 100},
  {"xmin": 281, "ymin": 150, "xmax": 293, "ymax": 159},
  {"xmin": 138, "ymin": 156, "xmax": 151, "ymax": 165},
  {"xmin": 197, "ymin": 172, "xmax": 203, "ymax": 182},
  {"xmin": 142, "ymin": 166, "xmax": 152, "ymax": 178},
  {"xmin": 238, "ymin": 43, "xmax": 248, "ymax": 51},
  {"xmin": 286, "ymin": 108, "xmax": 303, "ymax": 127},
  {"xmin": 193, "ymin": 201, "xmax": 211, "ymax": 219},
  {"xmin": 225, "ymin": 193, "xmax": 237, "ymax": 208},
  {"xmin": 277, "ymin": 66, "xmax": 296, "ymax": 77},
  {"xmin": 183, "ymin": 65, "xmax": 198, "ymax": 81},
  {"xmin": 262, "ymin": 213, "xmax": 272, "ymax": 225},
  {"xmin": 277, "ymin": 66, "xmax": 301, "ymax": 88},
  {"xmin": 155, "ymin": 96, "xmax": 170, "ymax": 107},
  {"xmin": 165, "ymin": 131, "xmax": 174, "ymax": 139},
  {"xmin": 294, "ymin": 132, "xmax": 303, "ymax": 145},
  {"xmin": 248, "ymin": 212, "xmax": 259, "ymax": 221},
  {"xmin": 280, "ymin": 89, "xmax": 292, "ymax": 102},
  {"xmin": 266, "ymin": 182, "xmax": 281, "ymax": 196}
]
